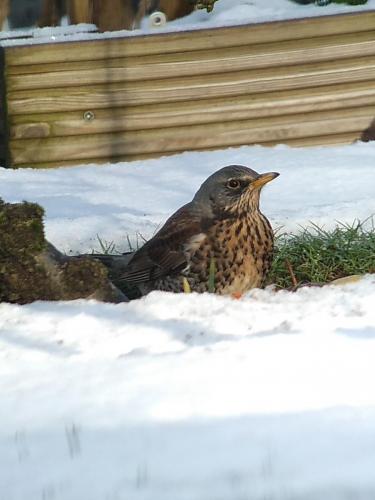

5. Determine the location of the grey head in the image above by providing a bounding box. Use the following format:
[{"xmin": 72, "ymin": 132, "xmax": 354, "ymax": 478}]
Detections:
[{"xmin": 192, "ymin": 165, "xmax": 279, "ymax": 216}]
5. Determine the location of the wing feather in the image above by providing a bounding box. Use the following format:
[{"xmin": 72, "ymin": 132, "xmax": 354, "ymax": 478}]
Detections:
[{"xmin": 120, "ymin": 203, "xmax": 208, "ymax": 285}]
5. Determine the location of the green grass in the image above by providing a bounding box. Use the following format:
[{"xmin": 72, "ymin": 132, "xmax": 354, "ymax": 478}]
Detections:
[
  {"xmin": 94, "ymin": 232, "xmax": 146, "ymax": 255},
  {"xmin": 268, "ymin": 219, "xmax": 375, "ymax": 289},
  {"xmin": 95, "ymin": 234, "xmax": 118, "ymax": 255}
]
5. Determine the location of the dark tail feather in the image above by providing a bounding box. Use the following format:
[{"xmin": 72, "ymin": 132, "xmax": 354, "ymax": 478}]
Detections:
[{"xmin": 80, "ymin": 253, "xmax": 135, "ymax": 281}]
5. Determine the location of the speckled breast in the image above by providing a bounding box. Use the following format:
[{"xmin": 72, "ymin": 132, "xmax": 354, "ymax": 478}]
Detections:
[{"xmin": 186, "ymin": 212, "xmax": 274, "ymax": 294}]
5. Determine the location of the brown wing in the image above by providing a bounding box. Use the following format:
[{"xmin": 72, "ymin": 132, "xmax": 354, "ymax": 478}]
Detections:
[{"xmin": 120, "ymin": 203, "xmax": 208, "ymax": 285}]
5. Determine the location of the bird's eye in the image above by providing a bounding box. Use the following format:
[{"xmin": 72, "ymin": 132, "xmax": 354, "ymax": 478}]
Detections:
[{"xmin": 227, "ymin": 179, "xmax": 241, "ymax": 189}]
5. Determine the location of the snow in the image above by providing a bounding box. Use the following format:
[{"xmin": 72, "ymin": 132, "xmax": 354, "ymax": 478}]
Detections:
[
  {"xmin": 1, "ymin": 2, "xmax": 375, "ymax": 496},
  {"xmin": 2, "ymin": 282, "xmax": 375, "ymax": 499},
  {"xmin": 1, "ymin": 142, "xmax": 374, "ymax": 254},
  {"xmin": 1, "ymin": 141, "xmax": 375, "ymax": 499},
  {"xmin": 1, "ymin": 0, "xmax": 374, "ymax": 46}
]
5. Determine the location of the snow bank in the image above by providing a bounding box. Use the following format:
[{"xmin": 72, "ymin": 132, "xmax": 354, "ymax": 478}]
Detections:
[
  {"xmin": 0, "ymin": 141, "xmax": 375, "ymax": 498},
  {"xmin": 1, "ymin": 277, "xmax": 375, "ymax": 499}
]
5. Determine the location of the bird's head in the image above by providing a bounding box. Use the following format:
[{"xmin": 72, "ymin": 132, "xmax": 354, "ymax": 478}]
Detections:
[{"xmin": 193, "ymin": 165, "xmax": 279, "ymax": 217}]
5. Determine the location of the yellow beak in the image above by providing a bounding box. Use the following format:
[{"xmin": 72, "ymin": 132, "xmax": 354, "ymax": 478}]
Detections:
[{"xmin": 252, "ymin": 172, "xmax": 279, "ymax": 189}]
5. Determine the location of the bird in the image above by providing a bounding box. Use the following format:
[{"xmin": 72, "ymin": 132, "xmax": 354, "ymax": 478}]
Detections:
[{"xmin": 94, "ymin": 165, "xmax": 279, "ymax": 296}]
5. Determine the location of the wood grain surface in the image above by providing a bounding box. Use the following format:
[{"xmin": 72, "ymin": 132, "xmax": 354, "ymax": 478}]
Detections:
[{"xmin": 2, "ymin": 10, "xmax": 375, "ymax": 167}]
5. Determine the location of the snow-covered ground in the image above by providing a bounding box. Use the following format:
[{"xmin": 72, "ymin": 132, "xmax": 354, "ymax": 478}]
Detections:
[
  {"xmin": 1, "ymin": 143, "xmax": 374, "ymax": 254},
  {"xmin": 1, "ymin": 142, "xmax": 375, "ymax": 499},
  {"xmin": 1, "ymin": 0, "xmax": 375, "ymax": 46}
]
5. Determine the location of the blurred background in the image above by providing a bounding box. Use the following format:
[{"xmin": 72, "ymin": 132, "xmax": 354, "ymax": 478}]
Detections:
[{"xmin": 0, "ymin": 0, "xmax": 211, "ymax": 31}]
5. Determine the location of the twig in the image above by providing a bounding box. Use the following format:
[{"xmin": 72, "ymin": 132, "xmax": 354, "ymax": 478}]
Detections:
[{"xmin": 285, "ymin": 259, "xmax": 298, "ymax": 288}]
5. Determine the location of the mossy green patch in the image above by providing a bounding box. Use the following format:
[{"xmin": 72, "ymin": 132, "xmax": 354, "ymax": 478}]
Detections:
[{"xmin": 0, "ymin": 198, "xmax": 126, "ymax": 304}]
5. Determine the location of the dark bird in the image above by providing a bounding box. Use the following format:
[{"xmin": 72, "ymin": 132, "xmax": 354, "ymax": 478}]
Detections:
[{"xmin": 96, "ymin": 165, "xmax": 279, "ymax": 296}]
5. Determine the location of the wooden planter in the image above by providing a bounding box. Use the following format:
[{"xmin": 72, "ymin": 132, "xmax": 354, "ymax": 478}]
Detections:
[{"xmin": 1, "ymin": 10, "xmax": 375, "ymax": 168}]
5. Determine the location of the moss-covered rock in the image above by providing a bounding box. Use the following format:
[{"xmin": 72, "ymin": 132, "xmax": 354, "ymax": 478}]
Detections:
[{"xmin": 0, "ymin": 198, "xmax": 127, "ymax": 304}]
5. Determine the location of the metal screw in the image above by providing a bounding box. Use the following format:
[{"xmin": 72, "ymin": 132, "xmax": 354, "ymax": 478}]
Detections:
[
  {"xmin": 149, "ymin": 11, "xmax": 167, "ymax": 27},
  {"xmin": 83, "ymin": 111, "xmax": 95, "ymax": 121}
]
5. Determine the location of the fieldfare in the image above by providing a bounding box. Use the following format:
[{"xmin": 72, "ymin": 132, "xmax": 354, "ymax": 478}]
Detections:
[{"xmin": 95, "ymin": 165, "xmax": 279, "ymax": 296}]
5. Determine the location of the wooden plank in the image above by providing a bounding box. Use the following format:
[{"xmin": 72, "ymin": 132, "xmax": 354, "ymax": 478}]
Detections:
[
  {"xmin": 7, "ymin": 55, "xmax": 375, "ymax": 115},
  {"xmin": 11, "ymin": 131, "xmax": 361, "ymax": 168},
  {"xmin": 279, "ymin": 132, "xmax": 360, "ymax": 147},
  {"xmin": 0, "ymin": 45, "xmax": 8, "ymax": 168},
  {"xmin": 68, "ymin": 0, "xmax": 92, "ymax": 24},
  {"xmin": 9, "ymin": 82, "xmax": 375, "ymax": 139},
  {"xmin": 8, "ymin": 30, "xmax": 375, "ymax": 77},
  {"xmin": 5, "ymin": 11, "xmax": 375, "ymax": 66},
  {"xmin": 6, "ymin": 28, "xmax": 375, "ymax": 74},
  {"xmin": 9, "ymin": 107, "xmax": 374, "ymax": 165},
  {"xmin": 12, "ymin": 131, "xmax": 359, "ymax": 168},
  {"xmin": 0, "ymin": 0, "xmax": 9, "ymax": 30},
  {"xmin": 7, "ymin": 32, "xmax": 375, "ymax": 91}
]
